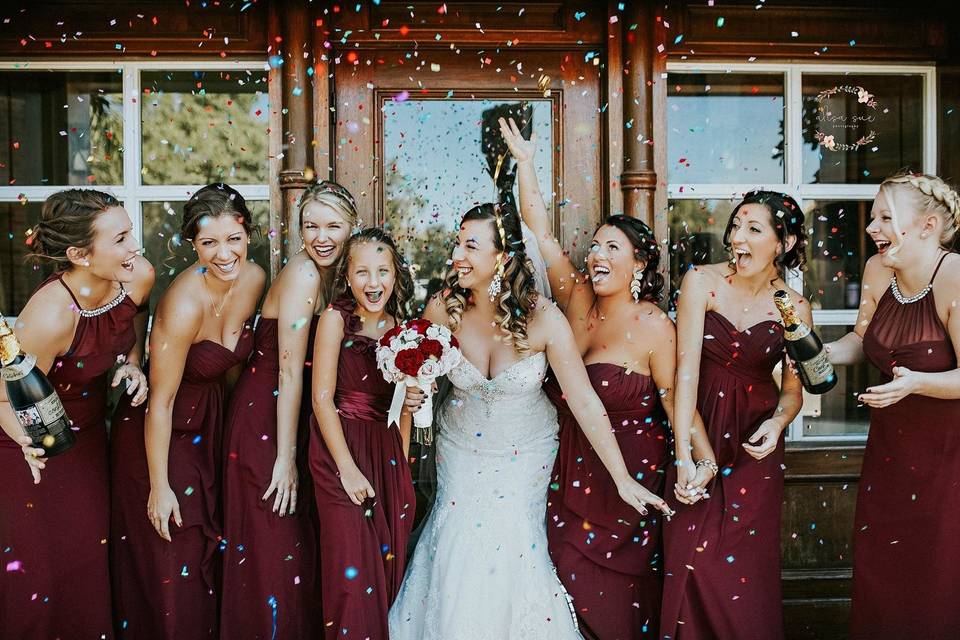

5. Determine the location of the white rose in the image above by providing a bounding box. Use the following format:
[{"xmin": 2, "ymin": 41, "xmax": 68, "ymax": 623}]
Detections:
[{"xmin": 417, "ymin": 359, "xmax": 442, "ymax": 385}]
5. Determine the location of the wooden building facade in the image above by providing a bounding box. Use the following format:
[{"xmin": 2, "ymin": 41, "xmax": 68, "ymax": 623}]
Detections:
[{"xmin": 1, "ymin": 2, "xmax": 957, "ymax": 637}]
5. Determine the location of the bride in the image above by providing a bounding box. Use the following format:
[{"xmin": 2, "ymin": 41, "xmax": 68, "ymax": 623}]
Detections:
[{"xmin": 388, "ymin": 202, "xmax": 673, "ymax": 639}]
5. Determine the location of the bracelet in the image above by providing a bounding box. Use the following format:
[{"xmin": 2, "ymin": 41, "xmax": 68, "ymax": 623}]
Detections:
[{"xmin": 695, "ymin": 459, "xmax": 719, "ymax": 475}]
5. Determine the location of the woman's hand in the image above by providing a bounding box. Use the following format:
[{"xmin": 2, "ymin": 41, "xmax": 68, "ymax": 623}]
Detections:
[
  {"xmin": 616, "ymin": 477, "xmax": 675, "ymax": 519},
  {"xmin": 262, "ymin": 455, "xmax": 298, "ymax": 516},
  {"xmin": 673, "ymin": 459, "xmax": 713, "ymax": 505},
  {"xmin": 112, "ymin": 362, "xmax": 149, "ymax": 407},
  {"xmin": 403, "ymin": 385, "xmax": 426, "ymax": 413},
  {"xmin": 147, "ymin": 483, "xmax": 182, "ymax": 542},
  {"xmin": 338, "ymin": 463, "xmax": 376, "ymax": 506},
  {"xmin": 858, "ymin": 366, "xmax": 920, "ymax": 408},
  {"xmin": 742, "ymin": 419, "xmax": 784, "ymax": 460},
  {"xmin": 498, "ymin": 117, "xmax": 537, "ymax": 165},
  {"xmin": 17, "ymin": 434, "xmax": 46, "ymax": 484}
]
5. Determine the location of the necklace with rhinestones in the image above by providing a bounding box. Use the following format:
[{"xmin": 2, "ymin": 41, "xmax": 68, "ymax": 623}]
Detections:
[
  {"xmin": 77, "ymin": 286, "xmax": 127, "ymax": 318},
  {"xmin": 889, "ymin": 250, "xmax": 943, "ymax": 305}
]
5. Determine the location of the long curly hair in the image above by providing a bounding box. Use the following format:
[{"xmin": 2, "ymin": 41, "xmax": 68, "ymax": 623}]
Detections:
[
  {"xmin": 334, "ymin": 227, "xmax": 414, "ymax": 322},
  {"xmin": 600, "ymin": 214, "xmax": 664, "ymax": 303},
  {"xmin": 442, "ymin": 203, "xmax": 538, "ymax": 355},
  {"xmin": 722, "ymin": 190, "xmax": 807, "ymax": 277}
]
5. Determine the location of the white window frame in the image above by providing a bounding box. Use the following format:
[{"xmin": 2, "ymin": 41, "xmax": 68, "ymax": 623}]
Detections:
[
  {"xmin": 0, "ymin": 59, "xmax": 270, "ymax": 260},
  {"xmin": 665, "ymin": 61, "xmax": 937, "ymax": 443}
]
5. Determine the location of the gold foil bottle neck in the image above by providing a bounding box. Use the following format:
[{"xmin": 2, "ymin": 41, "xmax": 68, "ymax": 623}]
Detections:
[
  {"xmin": 0, "ymin": 315, "xmax": 23, "ymax": 367},
  {"xmin": 773, "ymin": 290, "xmax": 801, "ymax": 327}
]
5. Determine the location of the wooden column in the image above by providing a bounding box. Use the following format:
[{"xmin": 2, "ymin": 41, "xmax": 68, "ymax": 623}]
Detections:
[
  {"xmin": 278, "ymin": 0, "xmax": 314, "ymax": 261},
  {"xmin": 620, "ymin": 0, "xmax": 657, "ymax": 227}
]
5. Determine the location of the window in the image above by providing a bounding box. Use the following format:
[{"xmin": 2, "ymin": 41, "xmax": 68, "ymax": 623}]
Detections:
[
  {"xmin": 666, "ymin": 62, "xmax": 936, "ymax": 442},
  {"xmin": 0, "ymin": 61, "xmax": 271, "ymax": 317}
]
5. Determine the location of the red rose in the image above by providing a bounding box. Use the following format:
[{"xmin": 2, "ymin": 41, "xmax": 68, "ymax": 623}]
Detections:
[
  {"xmin": 419, "ymin": 338, "xmax": 443, "ymax": 360},
  {"xmin": 394, "ymin": 348, "xmax": 426, "ymax": 377},
  {"xmin": 407, "ymin": 318, "xmax": 433, "ymax": 335},
  {"xmin": 449, "ymin": 334, "xmax": 459, "ymax": 349},
  {"xmin": 379, "ymin": 325, "xmax": 403, "ymax": 347}
]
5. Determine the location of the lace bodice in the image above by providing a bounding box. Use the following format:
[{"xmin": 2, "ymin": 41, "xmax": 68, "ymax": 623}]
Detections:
[{"xmin": 440, "ymin": 351, "xmax": 558, "ymax": 451}]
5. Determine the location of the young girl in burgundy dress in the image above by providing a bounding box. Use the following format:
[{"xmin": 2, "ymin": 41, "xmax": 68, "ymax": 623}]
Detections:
[
  {"xmin": 111, "ymin": 184, "xmax": 264, "ymax": 639},
  {"xmin": 661, "ymin": 191, "xmax": 809, "ymax": 640},
  {"xmin": 309, "ymin": 227, "xmax": 416, "ymax": 639},
  {"xmin": 0, "ymin": 189, "xmax": 152, "ymax": 640},
  {"xmin": 826, "ymin": 171, "xmax": 960, "ymax": 639},
  {"xmin": 221, "ymin": 181, "xmax": 358, "ymax": 639}
]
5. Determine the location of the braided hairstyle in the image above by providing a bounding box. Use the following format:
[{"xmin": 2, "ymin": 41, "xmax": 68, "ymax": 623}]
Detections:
[
  {"xmin": 442, "ymin": 203, "xmax": 538, "ymax": 355},
  {"xmin": 297, "ymin": 180, "xmax": 359, "ymax": 229},
  {"xmin": 600, "ymin": 215, "xmax": 664, "ymax": 303},
  {"xmin": 722, "ymin": 190, "xmax": 807, "ymax": 276},
  {"xmin": 28, "ymin": 189, "xmax": 122, "ymax": 270},
  {"xmin": 880, "ymin": 170, "xmax": 960, "ymax": 250},
  {"xmin": 181, "ymin": 183, "xmax": 253, "ymax": 240},
  {"xmin": 334, "ymin": 227, "xmax": 414, "ymax": 322}
]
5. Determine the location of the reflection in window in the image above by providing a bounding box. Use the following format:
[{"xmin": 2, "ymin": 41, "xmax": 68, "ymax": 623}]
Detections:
[
  {"xmin": 0, "ymin": 72, "xmax": 123, "ymax": 186},
  {"xmin": 802, "ymin": 200, "xmax": 877, "ymax": 310},
  {"xmin": 802, "ymin": 325, "xmax": 879, "ymax": 437},
  {"xmin": 667, "ymin": 73, "xmax": 785, "ymax": 184},
  {"xmin": 381, "ymin": 98, "xmax": 553, "ymax": 306},
  {"xmin": 141, "ymin": 200, "xmax": 271, "ymax": 310},
  {"xmin": 668, "ymin": 198, "xmax": 736, "ymax": 309},
  {"xmin": 802, "ymin": 74, "xmax": 923, "ymax": 184},
  {"xmin": 141, "ymin": 70, "xmax": 269, "ymax": 185},
  {"xmin": 0, "ymin": 202, "xmax": 53, "ymax": 315}
]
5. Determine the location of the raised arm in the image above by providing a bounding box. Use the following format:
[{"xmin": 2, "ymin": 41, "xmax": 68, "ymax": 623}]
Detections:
[
  {"xmin": 144, "ymin": 293, "xmax": 201, "ymax": 541},
  {"xmin": 267, "ymin": 263, "xmax": 322, "ymax": 516},
  {"xmin": 539, "ymin": 301, "xmax": 672, "ymax": 516},
  {"xmin": 499, "ymin": 117, "xmax": 593, "ymax": 312},
  {"xmin": 312, "ymin": 308, "xmax": 374, "ymax": 506},
  {"xmin": 0, "ymin": 289, "xmax": 76, "ymax": 483}
]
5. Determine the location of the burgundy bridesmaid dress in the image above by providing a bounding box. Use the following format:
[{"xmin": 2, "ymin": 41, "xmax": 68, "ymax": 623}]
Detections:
[
  {"xmin": 545, "ymin": 363, "xmax": 670, "ymax": 639},
  {"xmin": 221, "ymin": 316, "xmax": 319, "ymax": 638},
  {"xmin": 851, "ymin": 254, "xmax": 960, "ymax": 639},
  {"xmin": 660, "ymin": 311, "xmax": 786, "ymax": 640},
  {"xmin": 0, "ymin": 274, "xmax": 138, "ymax": 640},
  {"xmin": 309, "ymin": 297, "xmax": 414, "ymax": 640},
  {"xmin": 111, "ymin": 325, "xmax": 253, "ymax": 639}
]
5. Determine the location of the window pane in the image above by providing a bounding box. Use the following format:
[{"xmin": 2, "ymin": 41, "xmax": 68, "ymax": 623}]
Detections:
[
  {"xmin": 382, "ymin": 98, "xmax": 554, "ymax": 307},
  {"xmin": 667, "ymin": 73, "xmax": 785, "ymax": 184},
  {"xmin": 801, "ymin": 325, "xmax": 880, "ymax": 437},
  {"xmin": 141, "ymin": 200, "xmax": 271, "ymax": 310},
  {"xmin": 141, "ymin": 70, "xmax": 269, "ymax": 185},
  {"xmin": 668, "ymin": 198, "xmax": 736, "ymax": 310},
  {"xmin": 802, "ymin": 74, "xmax": 923, "ymax": 184},
  {"xmin": 802, "ymin": 200, "xmax": 877, "ymax": 310},
  {"xmin": 0, "ymin": 72, "xmax": 123, "ymax": 186},
  {"xmin": 0, "ymin": 202, "xmax": 53, "ymax": 315}
]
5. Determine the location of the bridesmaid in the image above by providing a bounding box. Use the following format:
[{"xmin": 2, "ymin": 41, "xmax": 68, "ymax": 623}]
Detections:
[
  {"xmin": 825, "ymin": 171, "xmax": 960, "ymax": 639},
  {"xmin": 309, "ymin": 228, "xmax": 416, "ymax": 639},
  {"xmin": 501, "ymin": 117, "xmax": 703, "ymax": 638},
  {"xmin": 221, "ymin": 181, "xmax": 358, "ymax": 638},
  {"xmin": 660, "ymin": 191, "xmax": 808, "ymax": 640},
  {"xmin": 0, "ymin": 189, "xmax": 152, "ymax": 639},
  {"xmin": 111, "ymin": 183, "xmax": 264, "ymax": 638}
]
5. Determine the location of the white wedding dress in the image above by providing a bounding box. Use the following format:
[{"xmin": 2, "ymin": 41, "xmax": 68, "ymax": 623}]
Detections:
[{"xmin": 389, "ymin": 351, "xmax": 582, "ymax": 640}]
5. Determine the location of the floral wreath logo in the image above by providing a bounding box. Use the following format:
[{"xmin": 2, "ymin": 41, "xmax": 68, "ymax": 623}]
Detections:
[{"xmin": 814, "ymin": 85, "xmax": 878, "ymax": 152}]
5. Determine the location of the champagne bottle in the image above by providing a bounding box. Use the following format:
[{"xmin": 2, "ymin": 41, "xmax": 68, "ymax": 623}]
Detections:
[
  {"xmin": 773, "ymin": 291, "xmax": 837, "ymax": 395},
  {"xmin": 0, "ymin": 315, "xmax": 75, "ymax": 456}
]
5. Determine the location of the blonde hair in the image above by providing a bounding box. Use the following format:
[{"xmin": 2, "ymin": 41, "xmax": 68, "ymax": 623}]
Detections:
[
  {"xmin": 881, "ymin": 171, "xmax": 960, "ymax": 249},
  {"xmin": 297, "ymin": 180, "xmax": 360, "ymax": 308}
]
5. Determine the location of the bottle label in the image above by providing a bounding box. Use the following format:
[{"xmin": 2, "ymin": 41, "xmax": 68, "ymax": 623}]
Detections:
[
  {"xmin": 784, "ymin": 323, "xmax": 811, "ymax": 341},
  {"xmin": 800, "ymin": 349, "xmax": 834, "ymax": 386},
  {"xmin": 14, "ymin": 391, "xmax": 69, "ymax": 441},
  {"xmin": 0, "ymin": 353, "xmax": 36, "ymax": 381}
]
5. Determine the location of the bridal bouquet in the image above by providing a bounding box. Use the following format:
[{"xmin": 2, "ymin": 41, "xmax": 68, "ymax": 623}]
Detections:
[{"xmin": 377, "ymin": 319, "xmax": 461, "ymax": 445}]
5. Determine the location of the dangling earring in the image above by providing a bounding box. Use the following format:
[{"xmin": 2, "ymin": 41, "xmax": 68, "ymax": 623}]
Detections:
[
  {"xmin": 631, "ymin": 268, "xmax": 643, "ymax": 303},
  {"xmin": 488, "ymin": 257, "xmax": 504, "ymax": 302},
  {"xmin": 299, "ymin": 241, "xmax": 306, "ymax": 251}
]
